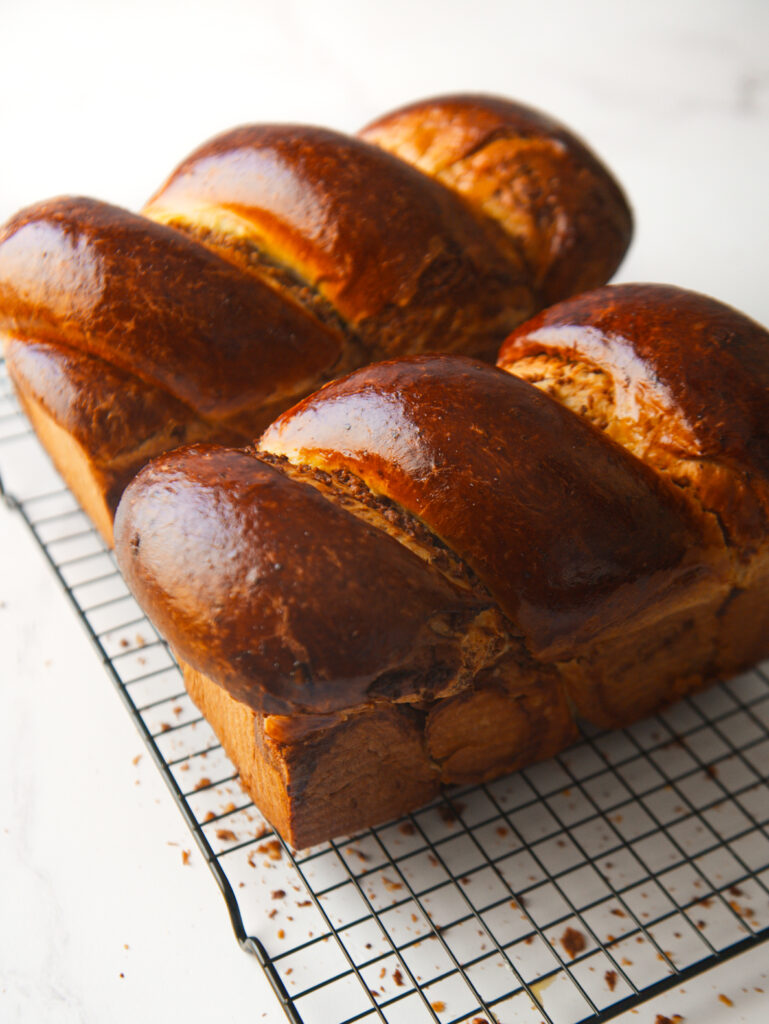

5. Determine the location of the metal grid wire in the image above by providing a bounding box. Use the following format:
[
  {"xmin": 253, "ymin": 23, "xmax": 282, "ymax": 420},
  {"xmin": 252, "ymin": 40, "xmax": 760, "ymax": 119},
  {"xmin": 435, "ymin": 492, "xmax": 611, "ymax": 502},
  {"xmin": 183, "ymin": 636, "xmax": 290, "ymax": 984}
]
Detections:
[{"xmin": 1, "ymin": 357, "xmax": 768, "ymax": 1024}]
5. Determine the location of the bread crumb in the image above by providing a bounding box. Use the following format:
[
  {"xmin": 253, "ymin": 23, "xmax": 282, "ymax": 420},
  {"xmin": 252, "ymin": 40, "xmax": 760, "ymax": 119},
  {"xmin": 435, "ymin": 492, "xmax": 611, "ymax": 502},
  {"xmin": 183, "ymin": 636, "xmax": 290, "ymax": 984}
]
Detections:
[
  {"xmin": 438, "ymin": 801, "xmax": 464, "ymax": 825},
  {"xmin": 393, "ymin": 968, "xmax": 404, "ymax": 987},
  {"xmin": 277, "ymin": 929, "xmax": 285, "ymax": 939},
  {"xmin": 181, "ymin": 850, "xmax": 191, "ymax": 865},
  {"xmin": 347, "ymin": 846, "xmax": 370, "ymax": 862},
  {"xmin": 605, "ymin": 969, "xmax": 617, "ymax": 991},
  {"xmin": 431, "ymin": 1001, "xmax": 445, "ymax": 1013},
  {"xmin": 560, "ymin": 926, "xmax": 587, "ymax": 958},
  {"xmin": 257, "ymin": 839, "xmax": 283, "ymax": 861},
  {"xmin": 729, "ymin": 899, "xmax": 755, "ymax": 919},
  {"xmin": 718, "ymin": 994, "xmax": 733, "ymax": 1007},
  {"xmin": 131, "ymin": 754, "xmax": 142, "ymax": 766},
  {"xmin": 216, "ymin": 829, "xmax": 237, "ymax": 842},
  {"xmin": 194, "ymin": 777, "xmax": 212, "ymax": 790}
]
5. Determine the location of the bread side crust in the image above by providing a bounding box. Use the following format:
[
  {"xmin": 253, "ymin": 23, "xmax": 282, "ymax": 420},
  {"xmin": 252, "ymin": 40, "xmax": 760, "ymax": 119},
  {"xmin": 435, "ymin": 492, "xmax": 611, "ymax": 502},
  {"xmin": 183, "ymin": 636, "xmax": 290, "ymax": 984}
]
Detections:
[
  {"xmin": 560, "ymin": 569, "xmax": 769, "ymax": 729},
  {"xmin": 18, "ymin": 390, "xmax": 116, "ymax": 546},
  {"xmin": 181, "ymin": 645, "xmax": 578, "ymax": 849},
  {"xmin": 182, "ymin": 660, "xmax": 441, "ymax": 850}
]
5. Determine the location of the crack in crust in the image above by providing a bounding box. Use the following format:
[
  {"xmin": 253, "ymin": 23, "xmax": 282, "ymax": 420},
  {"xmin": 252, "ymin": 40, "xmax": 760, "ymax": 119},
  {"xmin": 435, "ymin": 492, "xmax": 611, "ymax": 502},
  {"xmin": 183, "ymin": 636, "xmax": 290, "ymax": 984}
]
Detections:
[
  {"xmin": 503, "ymin": 349, "xmax": 756, "ymax": 559},
  {"xmin": 147, "ymin": 216, "xmax": 369, "ymax": 379},
  {"xmin": 254, "ymin": 449, "xmax": 502, "ymax": 612}
]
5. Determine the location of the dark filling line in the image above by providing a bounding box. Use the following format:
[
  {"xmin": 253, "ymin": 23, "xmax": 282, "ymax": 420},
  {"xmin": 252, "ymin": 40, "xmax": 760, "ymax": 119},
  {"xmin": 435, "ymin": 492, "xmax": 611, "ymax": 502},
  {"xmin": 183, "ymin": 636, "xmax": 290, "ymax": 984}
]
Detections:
[
  {"xmin": 254, "ymin": 449, "xmax": 513, "ymax": 622},
  {"xmin": 154, "ymin": 218, "xmax": 370, "ymax": 380}
]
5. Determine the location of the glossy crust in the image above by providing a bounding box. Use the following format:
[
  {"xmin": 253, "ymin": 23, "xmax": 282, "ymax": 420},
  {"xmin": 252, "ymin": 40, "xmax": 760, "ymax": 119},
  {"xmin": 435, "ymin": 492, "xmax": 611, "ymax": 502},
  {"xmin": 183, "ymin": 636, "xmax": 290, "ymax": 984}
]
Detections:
[
  {"xmin": 498, "ymin": 283, "xmax": 769, "ymax": 724},
  {"xmin": 497, "ymin": 283, "xmax": 769, "ymax": 552},
  {"xmin": 0, "ymin": 198, "xmax": 342, "ymax": 423},
  {"xmin": 0, "ymin": 94, "xmax": 632, "ymax": 542},
  {"xmin": 259, "ymin": 355, "xmax": 713, "ymax": 658},
  {"xmin": 143, "ymin": 123, "xmax": 533, "ymax": 362},
  {"xmin": 360, "ymin": 93, "xmax": 632, "ymax": 305},
  {"xmin": 114, "ymin": 443, "xmax": 504, "ymax": 716},
  {"xmin": 114, "ymin": 287, "xmax": 769, "ymax": 846}
]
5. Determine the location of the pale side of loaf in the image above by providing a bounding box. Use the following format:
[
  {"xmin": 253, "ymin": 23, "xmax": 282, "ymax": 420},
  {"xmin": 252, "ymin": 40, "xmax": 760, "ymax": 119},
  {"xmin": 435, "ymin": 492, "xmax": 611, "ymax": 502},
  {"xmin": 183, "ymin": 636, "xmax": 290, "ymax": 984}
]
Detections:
[
  {"xmin": 0, "ymin": 94, "xmax": 631, "ymax": 545},
  {"xmin": 113, "ymin": 285, "xmax": 769, "ymax": 849}
]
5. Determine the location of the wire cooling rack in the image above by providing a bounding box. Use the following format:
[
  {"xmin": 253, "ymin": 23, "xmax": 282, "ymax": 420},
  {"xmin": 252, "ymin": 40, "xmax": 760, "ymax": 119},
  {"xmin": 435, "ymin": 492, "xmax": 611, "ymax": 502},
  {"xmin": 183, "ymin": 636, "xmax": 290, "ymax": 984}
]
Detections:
[{"xmin": 1, "ymin": 358, "xmax": 769, "ymax": 1024}]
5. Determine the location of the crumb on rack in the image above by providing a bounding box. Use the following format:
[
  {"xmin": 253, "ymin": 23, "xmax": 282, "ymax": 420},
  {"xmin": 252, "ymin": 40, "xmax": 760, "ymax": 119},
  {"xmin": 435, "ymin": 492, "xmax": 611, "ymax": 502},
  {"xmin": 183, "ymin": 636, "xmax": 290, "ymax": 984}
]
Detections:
[
  {"xmin": 438, "ymin": 801, "xmax": 464, "ymax": 825},
  {"xmin": 560, "ymin": 926, "xmax": 587, "ymax": 958},
  {"xmin": 257, "ymin": 839, "xmax": 283, "ymax": 861}
]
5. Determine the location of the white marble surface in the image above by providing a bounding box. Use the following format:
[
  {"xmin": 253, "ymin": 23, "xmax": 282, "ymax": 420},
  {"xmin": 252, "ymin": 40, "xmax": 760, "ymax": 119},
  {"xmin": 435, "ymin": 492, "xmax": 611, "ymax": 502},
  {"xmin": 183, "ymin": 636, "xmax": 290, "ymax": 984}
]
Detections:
[{"xmin": 1, "ymin": 1, "xmax": 768, "ymax": 1021}]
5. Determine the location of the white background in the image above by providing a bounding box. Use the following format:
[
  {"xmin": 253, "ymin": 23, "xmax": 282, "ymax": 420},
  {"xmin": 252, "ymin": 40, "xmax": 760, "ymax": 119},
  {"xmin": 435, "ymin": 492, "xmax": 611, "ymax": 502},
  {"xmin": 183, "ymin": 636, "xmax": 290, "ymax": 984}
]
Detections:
[{"xmin": 1, "ymin": 1, "xmax": 768, "ymax": 1021}]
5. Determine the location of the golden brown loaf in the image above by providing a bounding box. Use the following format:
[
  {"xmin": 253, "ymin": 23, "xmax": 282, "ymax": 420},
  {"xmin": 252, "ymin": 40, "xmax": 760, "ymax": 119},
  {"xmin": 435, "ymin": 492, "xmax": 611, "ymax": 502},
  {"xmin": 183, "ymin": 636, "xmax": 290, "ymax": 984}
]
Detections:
[
  {"xmin": 114, "ymin": 284, "xmax": 769, "ymax": 849},
  {"xmin": 0, "ymin": 94, "xmax": 631, "ymax": 544}
]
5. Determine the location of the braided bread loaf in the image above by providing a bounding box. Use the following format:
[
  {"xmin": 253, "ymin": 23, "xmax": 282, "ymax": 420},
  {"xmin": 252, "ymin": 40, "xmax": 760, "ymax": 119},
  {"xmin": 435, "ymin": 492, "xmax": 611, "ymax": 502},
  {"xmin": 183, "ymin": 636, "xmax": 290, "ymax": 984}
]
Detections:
[
  {"xmin": 0, "ymin": 94, "xmax": 631, "ymax": 545},
  {"xmin": 113, "ymin": 284, "xmax": 769, "ymax": 849}
]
